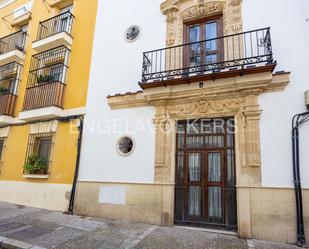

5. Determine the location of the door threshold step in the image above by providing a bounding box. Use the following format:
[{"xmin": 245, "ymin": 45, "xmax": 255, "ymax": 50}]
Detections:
[{"xmin": 174, "ymin": 225, "xmax": 238, "ymax": 236}]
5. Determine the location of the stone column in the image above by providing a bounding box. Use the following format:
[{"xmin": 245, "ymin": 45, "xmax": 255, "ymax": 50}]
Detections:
[
  {"xmin": 243, "ymin": 94, "xmax": 262, "ymax": 185},
  {"xmin": 236, "ymin": 93, "xmax": 262, "ymax": 239},
  {"xmin": 153, "ymin": 104, "xmax": 175, "ymax": 226}
]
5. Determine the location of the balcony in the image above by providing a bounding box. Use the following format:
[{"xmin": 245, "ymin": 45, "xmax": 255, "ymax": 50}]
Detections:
[
  {"xmin": 19, "ymin": 46, "xmax": 70, "ymax": 121},
  {"xmin": 2, "ymin": 6, "xmax": 32, "ymax": 27},
  {"xmin": 32, "ymin": 11, "xmax": 75, "ymax": 53},
  {"xmin": 0, "ymin": 62, "xmax": 21, "ymax": 125},
  {"xmin": 0, "ymin": 30, "xmax": 27, "ymax": 66},
  {"xmin": 140, "ymin": 28, "xmax": 276, "ymax": 89}
]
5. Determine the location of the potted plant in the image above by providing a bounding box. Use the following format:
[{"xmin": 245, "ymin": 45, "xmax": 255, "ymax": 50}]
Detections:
[
  {"xmin": 37, "ymin": 75, "xmax": 54, "ymax": 84},
  {"xmin": 24, "ymin": 155, "xmax": 48, "ymax": 175},
  {"xmin": 0, "ymin": 86, "xmax": 9, "ymax": 95}
]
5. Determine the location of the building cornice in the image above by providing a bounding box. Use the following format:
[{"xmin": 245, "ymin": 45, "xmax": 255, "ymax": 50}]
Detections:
[{"xmin": 107, "ymin": 72, "xmax": 290, "ymax": 110}]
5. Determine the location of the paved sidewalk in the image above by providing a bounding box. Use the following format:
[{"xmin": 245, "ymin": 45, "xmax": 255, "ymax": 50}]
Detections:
[{"xmin": 0, "ymin": 202, "xmax": 301, "ymax": 249}]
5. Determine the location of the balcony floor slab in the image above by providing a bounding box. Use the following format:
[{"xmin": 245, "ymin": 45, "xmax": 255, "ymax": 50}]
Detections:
[
  {"xmin": 18, "ymin": 107, "xmax": 64, "ymax": 122},
  {"xmin": 0, "ymin": 50, "xmax": 25, "ymax": 66},
  {"xmin": 0, "ymin": 115, "xmax": 19, "ymax": 126},
  {"xmin": 18, "ymin": 106, "xmax": 86, "ymax": 122},
  {"xmin": 32, "ymin": 32, "xmax": 73, "ymax": 53}
]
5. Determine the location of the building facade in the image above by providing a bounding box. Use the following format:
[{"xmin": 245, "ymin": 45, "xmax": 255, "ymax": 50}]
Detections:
[
  {"xmin": 75, "ymin": 0, "xmax": 309, "ymax": 245},
  {"xmin": 0, "ymin": 0, "xmax": 98, "ymax": 210}
]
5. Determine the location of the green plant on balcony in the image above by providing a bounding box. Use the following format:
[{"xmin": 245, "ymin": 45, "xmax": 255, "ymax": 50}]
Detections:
[
  {"xmin": 24, "ymin": 155, "xmax": 48, "ymax": 175},
  {"xmin": 0, "ymin": 86, "xmax": 9, "ymax": 95},
  {"xmin": 37, "ymin": 75, "xmax": 54, "ymax": 84}
]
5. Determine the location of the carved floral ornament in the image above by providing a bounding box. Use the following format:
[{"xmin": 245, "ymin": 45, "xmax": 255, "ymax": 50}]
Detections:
[
  {"xmin": 180, "ymin": 1, "xmax": 225, "ymax": 20},
  {"xmin": 166, "ymin": 94, "xmax": 245, "ymax": 115}
]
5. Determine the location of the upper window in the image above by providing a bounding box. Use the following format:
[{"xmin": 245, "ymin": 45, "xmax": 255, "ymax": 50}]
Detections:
[{"xmin": 184, "ymin": 16, "xmax": 223, "ymax": 67}]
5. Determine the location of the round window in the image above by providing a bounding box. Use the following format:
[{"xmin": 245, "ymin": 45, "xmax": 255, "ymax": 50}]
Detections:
[
  {"xmin": 117, "ymin": 136, "xmax": 134, "ymax": 156},
  {"xmin": 124, "ymin": 25, "xmax": 141, "ymax": 42}
]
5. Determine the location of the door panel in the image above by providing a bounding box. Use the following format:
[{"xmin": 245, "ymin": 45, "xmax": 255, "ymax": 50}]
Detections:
[
  {"xmin": 208, "ymin": 152, "xmax": 221, "ymax": 182},
  {"xmin": 187, "ymin": 153, "xmax": 202, "ymax": 217}
]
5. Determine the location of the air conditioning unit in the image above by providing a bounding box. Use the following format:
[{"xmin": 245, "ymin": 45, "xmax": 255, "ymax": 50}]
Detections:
[{"xmin": 305, "ymin": 90, "xmax": 309, "ymax": 110}]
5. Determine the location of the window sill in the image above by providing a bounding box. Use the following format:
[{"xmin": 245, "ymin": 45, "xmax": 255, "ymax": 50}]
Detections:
[{"xmin": 23, "ymin": 174, "xmax": 49, "ymax": 179}]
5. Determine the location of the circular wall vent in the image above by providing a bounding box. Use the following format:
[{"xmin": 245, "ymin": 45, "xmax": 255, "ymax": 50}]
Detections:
[
  {"xmin": 116, "ymin": 136, "xmax": 135, "ymax": 156},
  {"xmin": 125, "ymin": 25, "xmax": 141, "ymax": 42}
]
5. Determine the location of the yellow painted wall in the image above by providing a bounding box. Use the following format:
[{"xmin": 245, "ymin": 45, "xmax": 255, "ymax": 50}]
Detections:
[
  {"xmin": 0, "ymin": 120, "xmax": 79, "ymax": 184},
  {"xmin": 0, "ymin": 0, "xmax": 99, "ymax": 115},
  {"xmin": 0, "ymin": 0, "xmax": 98, "ymax": 185}
]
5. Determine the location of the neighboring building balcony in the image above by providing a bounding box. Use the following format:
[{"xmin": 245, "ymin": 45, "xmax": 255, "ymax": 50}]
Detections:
[
  {"xmin": 0, "ymin": 30, "xmax": 27, "ymax": 66},
  {"xmin": 1, "ymin": 6, "xmax": 32, "ymax": 28},
  {"xmin": 32, "ymin": 11, "xmax": 75, "ymax": 53},
  {"xmin": 140, "ymin": 28, "xmax": 276, "ymax": 89},
  {"xmin": 0, "ymin": 62, "xmax": 22, "ymax": 125},
  {"xmin": 48, "ymin": 0, "xmax": 74, "ymax": 8},
  {"xmin": 19, "ymin": 46, "xmax": 70, "ymax": 121}
]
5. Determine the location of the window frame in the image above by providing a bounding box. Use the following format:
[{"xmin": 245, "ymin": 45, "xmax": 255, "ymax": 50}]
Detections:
[
  {"xmin": 183, "ymin": 15, "xmax": 224, "ymax": 67},
  {"xmin": 24, "ymin": 132, "xmax": 55, "ymax": 175}
]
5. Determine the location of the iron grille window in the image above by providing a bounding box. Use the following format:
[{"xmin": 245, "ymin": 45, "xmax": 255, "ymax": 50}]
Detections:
[
  {"xmin": 27, "ymin": 46, "xmax": 70, "ymax": 88},
  {"xmin": 24, "ymin": 133, "xmax": 54, "ymax": 175}
]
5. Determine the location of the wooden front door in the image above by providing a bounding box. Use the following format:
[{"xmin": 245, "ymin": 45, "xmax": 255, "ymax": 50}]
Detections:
[{"xmin": 174, "ymin": 118, "xmax": 237, "ymax": 230}]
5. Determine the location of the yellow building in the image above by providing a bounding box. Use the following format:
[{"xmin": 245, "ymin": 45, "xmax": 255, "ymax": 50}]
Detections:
[{"xmin": 0, "ymin": 0, "xmax": 98, "ymax": 211}]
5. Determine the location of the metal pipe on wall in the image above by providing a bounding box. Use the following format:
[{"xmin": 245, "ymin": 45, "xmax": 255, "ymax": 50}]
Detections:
[{"xmin": 292, "ymin": 91, "xmax": 309, "ymax": 247}]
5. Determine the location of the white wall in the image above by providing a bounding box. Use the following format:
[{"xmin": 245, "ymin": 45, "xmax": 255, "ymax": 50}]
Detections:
[
  {"xmin": 243, "ymin": 0, "xmax": 309, "ymax": 187},
  {"xmin": 79, "ymin": 0, "xmax": 166, "ymax": 183},
  {"xmin": 82, "ymin": 0, "xmax": 309, "ymax": 187}
]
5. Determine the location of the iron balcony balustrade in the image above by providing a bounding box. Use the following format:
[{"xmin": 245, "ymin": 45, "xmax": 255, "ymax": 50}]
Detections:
[
  {"xmin": 36, "ymin": 11, "xmax": 75, "ymax": 41},
  {"xmin": 23, "ymin": 46, "xmax": 70, "ymax": 111},
  {"xmin": 0, "ymin": 62, "xmax": 22, "ymax": 116},
  {"xmin": 0, "ymin": 30, "xmax": 27, "ymax": 55},
  {"xmin": 141, "ymin": 27, "xmax": 275, "ymax": 87}
]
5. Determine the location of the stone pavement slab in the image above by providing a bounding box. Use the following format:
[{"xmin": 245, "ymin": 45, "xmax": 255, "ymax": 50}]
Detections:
[
  {"xmin": 251, "ymin": 239, "xmax": 301, "ymax": 249},
  {"xmin": 0, "ymin": 202, "xmax": 304, "ymax": 249},
  {"xmin": 134, "ymin": 226, "xmax": 247, "ymax": 249}
]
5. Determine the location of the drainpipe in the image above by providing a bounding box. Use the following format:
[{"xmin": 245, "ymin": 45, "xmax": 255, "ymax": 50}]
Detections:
[
  {"xmin": 292, "ymin": 90, "xmax": 309, "ymax": 247},
  {"xmin": 67, "ymin": 116, "xmax": 84, "ymax": 215}
]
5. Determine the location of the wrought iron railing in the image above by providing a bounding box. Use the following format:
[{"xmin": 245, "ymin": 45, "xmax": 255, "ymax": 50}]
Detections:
[
  {"xmin": 0, "ymin": 62, "xmax": 22, "ymax": 116},
  {"xmin": 37, "ymin": 11, "xmax": 75, "ymax": 40},
  {"xmin": 23, "ymin": 46, "xmax": 70, "ymax": 111},
  {"xmin": 0, "ymin": 30, "xmax": 27, "ymax": 55},
  {"xmin": 27, "ymin": 46, "xmax": 70, "ymax": 88},
  {"xmin": 0, "ymin": 93, "xmax": 17, "ymax": 116},
  {"xmin": 141, "ymin": 27, "xmax": 274, "ymax": 83}
]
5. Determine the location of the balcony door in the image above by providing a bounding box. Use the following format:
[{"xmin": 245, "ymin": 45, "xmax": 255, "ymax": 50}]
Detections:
[{"xmin": 184, "ymin": 16, "xmax": 223, "ymax": 69}]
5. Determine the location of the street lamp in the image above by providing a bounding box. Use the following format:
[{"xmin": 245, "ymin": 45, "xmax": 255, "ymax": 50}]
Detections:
[{"xmin": 292, "ymin": 90, "xmax": 309, "ymax": 247}]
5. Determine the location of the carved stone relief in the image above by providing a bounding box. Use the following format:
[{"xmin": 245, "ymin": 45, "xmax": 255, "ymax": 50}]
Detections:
[{"xmin": 161, "ymin": 0, "xmax": 243, "ymax": 46}]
